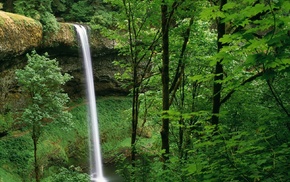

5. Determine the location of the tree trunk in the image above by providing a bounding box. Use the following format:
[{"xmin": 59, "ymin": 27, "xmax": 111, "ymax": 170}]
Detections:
[
  {"xmin": 211, "ymin": 0, "xmax": 227, "ymax": 125},
  {"xmin": 32, "ymin": 125, "xmax": 40, "ymax": 182},
  {"xmin": 160, "ymin": 2, "xmax": 170, "ymax": 162},
  {"xmin": 131, "ymin": 71, "xmax": 139, "ymax": 165},
  {"xmin": 123, "ymin": 0, "xmax": 139, "ymax": 166},
  {"xmin": 33, "ymin": 139, "xmax": 40, "ymax": 182}
]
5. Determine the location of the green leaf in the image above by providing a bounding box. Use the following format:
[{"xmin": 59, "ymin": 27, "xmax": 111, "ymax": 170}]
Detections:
[
  {"xmin": 200, "ymin": 6, "xmax": 224, "ymax": 20},
  {"xmin": 187, "ymin": 163, "xmax": 197, "ymax": 174},
  {"xmin": 190, "ymin": 74, "xmax": 204, "ymax": 82},
  {"xmin": 222, "ymin": 2, "xmax": 237, "ymax": 11},
  {"xmin": 282, "ymin": 1, "xmax": 290, "ymax": 11}
]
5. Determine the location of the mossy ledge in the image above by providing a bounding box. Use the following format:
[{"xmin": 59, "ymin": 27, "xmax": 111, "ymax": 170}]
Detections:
[
  {"xmin": 0, "ymin": 11, "xmax": 42, "ymax": 58},
  {"xmin": 0, "ymin": 11, "xmax": 115, "ymax": 59}
]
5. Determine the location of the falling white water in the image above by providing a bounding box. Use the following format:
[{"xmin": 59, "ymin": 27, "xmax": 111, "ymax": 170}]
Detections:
[{"xmin": 74, "ymin": 25, "xmax": 107, "ymax": 182}]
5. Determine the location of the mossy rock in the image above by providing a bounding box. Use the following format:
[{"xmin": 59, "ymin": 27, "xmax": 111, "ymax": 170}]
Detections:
[
  {"xmin": 0, "ymin": 11, "xmax": 42, "ymax": 58},
  {"xmin": 0, "ymin": 11, "xmax": 115, "ymax": 59},
  {"xmin": 0, "ymin": 11, "xmax": 78, "ymax": 58},
  {"xmin": 42, "ymin": 23, "xmax": 77, "ymax": 48}
]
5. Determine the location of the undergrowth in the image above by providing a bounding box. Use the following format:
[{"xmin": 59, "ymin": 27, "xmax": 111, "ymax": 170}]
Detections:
[{"xmin": 0, "ymin": 96, "xmax": 131, "ymax": 181}]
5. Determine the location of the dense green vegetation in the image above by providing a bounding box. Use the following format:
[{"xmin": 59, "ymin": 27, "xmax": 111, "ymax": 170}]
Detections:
[
  {"xmin": 0, "ymin": 96, "xmax": 131, "ymax": 181},
  {"xmin": 15, "ymin": 51, "xmax": 73, "ymax": 182},
  {"xmin": 0, "ymin": 0, "xmax": 290, "ymax": 181}
]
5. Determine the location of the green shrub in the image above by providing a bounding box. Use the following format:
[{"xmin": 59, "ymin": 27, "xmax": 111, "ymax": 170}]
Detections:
[
  {"xmin": 40, "ymin": 11, "xmax": 60, "ymax": 35},
  {"xmin": 47, "ymin": 166, "xmax": 89, "ymax": 182},
  {"xmin": 183, "ymin": 124, "xmax": 290, "ymax": 181},
  {"xmin": 13, "ymin": 0, "xmax": 40, "ymax": 19},
  {"xmin": 0, "ymin": 135, "xmax": 33, "ymax": 180},
  {"xmin": 14, "ymin": 0, "xmax": 59, "ymax": 35},
  {"xmin": 116, "ymin": 154, "xmax": 188, "ymax": 182}
]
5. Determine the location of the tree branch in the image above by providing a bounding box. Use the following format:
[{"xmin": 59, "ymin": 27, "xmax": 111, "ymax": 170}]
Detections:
[
  {"xmin": 169, "ymin": 17, "xmax": 194, "ymax": 94},
  {"xmin": 220, "ymin": 71, "xmax": 263, "ymax": 105},
  {"xmin": 267, "ymin": 80, "xmax": 290, "ymax": 117}
]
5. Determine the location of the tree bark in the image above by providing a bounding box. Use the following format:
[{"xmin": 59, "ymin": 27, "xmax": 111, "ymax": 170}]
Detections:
[
  {"xmin": 211, "ymin": 0, "xmax": 227, "ymax": 125},
  {"xmin": 161, "ymin": 1, "xmax": 170, "ymax": 162},
  {"xmin": 131, "ymin": 73, "xmax": 139, "ymax": 165},
  {"xmin": 32, "ymin": 124, "xmax": 40, "ymax": 182},
  {"xmin": 122, "ymin": 0, "xmax": 139, "ymax": 166}
]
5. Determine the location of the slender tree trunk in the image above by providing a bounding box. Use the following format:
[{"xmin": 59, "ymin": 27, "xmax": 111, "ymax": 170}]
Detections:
[
  {"xmin": 123, "ymin": 0, "xmax": 139, "ymax": 166},
  {"xmin": 161, "ymin": 2, "xmax": 170, "ymax": 162},
  {"xmin": 176, "ymin": 18, "xmax": 193, "ymax": 158},
  {"xmin": 33, "ymin": 139, "xmax": 40, "ymax": 182},
  {"xmin": 32, "ymin": 125, "xmax": 40, "ymax": 182},
  {"xmin": 211, "ymin": 0, "xmax": 227, "ymax": 125},
  {"xmin": 131, "ymin": 67, "xmax": 139, "ymax": 165}
]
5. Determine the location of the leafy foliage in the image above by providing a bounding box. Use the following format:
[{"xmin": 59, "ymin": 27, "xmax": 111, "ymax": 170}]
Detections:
[
  {"xmin": 65, "ymin": 1, "xmax": 94, "ymax": 22},
  {"xmin": 15, "ymin": 51, "xmax": 72, "ymax": 133},
  {"xmin": 184, "ymin": 123, "xmax": 289, "ymax": 181},
  {"xmin": 98, "ymin": 0, "xmax": 290, "ymax": 181},
  {"xmin": 90, "ymin": 9, "xmax": 117, "ymax": 30},
  {"xmin": 15, "ymin": 51, "xmax": 72, "ymax": 181},
  {"xmin": 45, "ymin": 166, "xmax": 89, "ymax": 182},
  {"xmin": 14, "ymin": 0, "xmax": 59, "ymax": 34},
  {"xmin": 0, "ymin": 135, "xmax": 33, "ymax": 180},
  {"xmin": 40, "ymin": 11, "xmax": 60, "ymax": 35}
]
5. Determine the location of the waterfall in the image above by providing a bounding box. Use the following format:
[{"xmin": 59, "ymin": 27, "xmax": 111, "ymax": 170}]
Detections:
[{"xmin": 74, "ymin": 25, "xmax": 107, "ymax": 182}]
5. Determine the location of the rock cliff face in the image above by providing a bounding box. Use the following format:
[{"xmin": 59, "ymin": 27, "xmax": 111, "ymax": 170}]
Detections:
[{"xmin": 0, "ymin": 11, "xmax": 127, "ymax": 111}]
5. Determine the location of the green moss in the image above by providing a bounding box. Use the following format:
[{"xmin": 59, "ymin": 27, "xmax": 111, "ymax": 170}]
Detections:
[
  {"xmin": 0, "ymin": 11, "xmax": 42, "ymax": 55},
  {"xmin": 42, "ymin": 23, "xmax": 76, "ymax": 47},
  {"xmin": 0, "ymin": 18, "xmax": 4, "ymax": 26}
]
